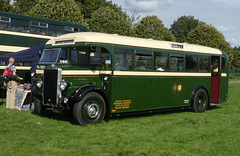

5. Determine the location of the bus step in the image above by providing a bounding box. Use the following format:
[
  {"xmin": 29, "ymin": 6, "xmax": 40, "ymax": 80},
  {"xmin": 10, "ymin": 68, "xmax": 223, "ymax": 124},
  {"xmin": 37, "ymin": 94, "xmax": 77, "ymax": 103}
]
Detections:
[{"xmin": 210, "ymin": 103, "xmax": 221, "ymax": 106}]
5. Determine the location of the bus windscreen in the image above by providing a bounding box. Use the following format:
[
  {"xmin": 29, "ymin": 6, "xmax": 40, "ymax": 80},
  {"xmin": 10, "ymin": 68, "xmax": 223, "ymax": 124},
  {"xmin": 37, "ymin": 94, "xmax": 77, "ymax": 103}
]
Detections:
[{"xmin": 39, "ymin": 48, "xmax": 61, "ymax": 64}]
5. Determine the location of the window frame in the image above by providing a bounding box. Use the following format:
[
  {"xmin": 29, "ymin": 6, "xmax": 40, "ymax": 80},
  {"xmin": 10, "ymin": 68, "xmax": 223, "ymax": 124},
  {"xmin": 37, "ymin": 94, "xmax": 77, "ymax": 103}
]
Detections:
[
  {"xmin": 198, "ymin": 55, "xmax": 210, "ymax": 72},
  {"xmin": 170, "ymin": 53, "xmax": 185, "ymax": 72},
  {"xmin": 221, "ymin": 56, "xmax": 227, "ymax": 73},
  {"xmin": 154, "ymin": 51, "xmax": 169, "ymax": 72},
  {"xmin": 114, "ymin": 48, "xmax": 134, "ymax": 71},
  {"xmin": 186, "ymin": 54, "xmax": 198, "ymax": 72},
  {"xmin": 0, "ymin": 16, "xmax": 11, "ymax": 23},
  {"xmin": 31, "ymin": 21, "xmax": 48, "ymax": 28},
  {"xmin": 135, "ymin": 50, "xmax": 153, "ymax": 71}
]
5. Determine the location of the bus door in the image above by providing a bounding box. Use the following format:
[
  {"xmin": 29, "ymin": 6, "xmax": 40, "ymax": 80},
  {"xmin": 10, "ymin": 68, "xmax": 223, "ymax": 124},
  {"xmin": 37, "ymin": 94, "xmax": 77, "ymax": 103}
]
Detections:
[{"xmin": 211, "ymin": 56, "xmax": 220, "ymax": 104}]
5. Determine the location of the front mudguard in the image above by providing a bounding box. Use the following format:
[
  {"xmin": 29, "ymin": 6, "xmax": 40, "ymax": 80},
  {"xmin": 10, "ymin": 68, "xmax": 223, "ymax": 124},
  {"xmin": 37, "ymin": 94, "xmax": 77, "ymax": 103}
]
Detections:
[{"xmin": 70, "ymin": 85, "xmax": 110, "ymax": 117}]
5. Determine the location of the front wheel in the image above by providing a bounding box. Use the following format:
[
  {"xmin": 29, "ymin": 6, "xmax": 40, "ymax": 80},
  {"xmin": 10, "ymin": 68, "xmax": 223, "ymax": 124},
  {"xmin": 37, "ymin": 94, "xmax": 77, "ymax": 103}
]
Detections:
[
  {"xmin": 192, "ymin": 89, "xmax": 209, "ymax": 113},
  {"xmin": 73, "ymin": 92, "xmax": 106, "ymax": 126},
  {"xmin": 34, "ymin": 97, "xmax": 46, "ymax": 115}
]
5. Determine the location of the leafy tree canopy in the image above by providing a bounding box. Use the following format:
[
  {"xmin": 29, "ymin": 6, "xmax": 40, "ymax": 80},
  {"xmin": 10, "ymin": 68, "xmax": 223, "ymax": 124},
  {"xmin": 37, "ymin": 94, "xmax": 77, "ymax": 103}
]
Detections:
[
  {"xmin": 134, "ymin": 15, "xmax": 175, "ymax": 41},
  {"xmin": 231, "ymin": 46, "xmax": 240, "ymax": 71},
  {"xmin": 88, "ymin": 6, "xmax": 132, "ymax": 36},
  {"xmin": 76, "ymin": 0, "xmax": 122, "ymax": 19},
  {"xmin": 187, "ymin": 24, "xmax": 233, "ymax": 63},
  {"xmin": 11, "ymin": 0, "xmax": 35, "ymax": 15},
  {"xmin": 27, "ymin": 0, "xmax": 87, "ymax": 26},
  {"xmin": 0, "ymin": 0, "xmax": 12, "ymax": 12},
  {"xmin": 170, "ymin": 15, "xmax": 202, "ymax": 43}
]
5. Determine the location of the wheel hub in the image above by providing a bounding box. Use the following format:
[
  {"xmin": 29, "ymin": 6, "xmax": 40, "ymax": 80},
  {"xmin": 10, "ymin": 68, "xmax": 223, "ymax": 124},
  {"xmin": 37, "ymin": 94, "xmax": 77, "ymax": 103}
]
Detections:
[
  {"xmin": 87, "ymin": 103, "xmax": 99, "ymax": 118},
  {"xmin": 197, "ymin": 95, "xmax": 205, "ymax": 108}
]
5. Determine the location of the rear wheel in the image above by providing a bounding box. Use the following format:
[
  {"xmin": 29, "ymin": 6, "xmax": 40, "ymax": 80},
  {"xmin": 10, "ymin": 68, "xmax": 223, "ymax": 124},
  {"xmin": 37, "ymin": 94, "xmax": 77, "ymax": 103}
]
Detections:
[
  {"xmin": 73, "ymin": 92, "xmax": 106, "ymax": 126},
  {"xmin": 192, "ymin": 89, "xmax": 209, "ymax": 113}
]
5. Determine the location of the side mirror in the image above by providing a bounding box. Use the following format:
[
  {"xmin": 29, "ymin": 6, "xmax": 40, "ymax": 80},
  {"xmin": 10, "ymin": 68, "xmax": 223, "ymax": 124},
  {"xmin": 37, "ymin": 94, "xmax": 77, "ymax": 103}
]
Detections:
[{"xmin": 90, "ymin": 45, "xmax": 101, "ymax": 55}]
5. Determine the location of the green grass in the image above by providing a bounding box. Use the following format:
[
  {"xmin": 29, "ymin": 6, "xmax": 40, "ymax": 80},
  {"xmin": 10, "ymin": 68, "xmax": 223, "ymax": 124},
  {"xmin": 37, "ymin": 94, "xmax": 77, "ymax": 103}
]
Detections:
[
  {"xmin": 1, "ymin": 84, "xmax": 240, "ymax": 156},
  {"xmin": 229, "ymin": 76, "xmax": 240, "ymax": 81}
]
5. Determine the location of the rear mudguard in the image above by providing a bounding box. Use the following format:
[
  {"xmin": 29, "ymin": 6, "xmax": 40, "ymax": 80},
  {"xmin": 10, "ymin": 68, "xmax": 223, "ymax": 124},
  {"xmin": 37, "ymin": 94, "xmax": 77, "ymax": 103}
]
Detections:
[
  {"xmin": 191, "ymin": 84, "xmax": 210, "ymax": 106},
  {"xmin": 70, "ymin": 85, "xmax": 110, "ymax": 117}
]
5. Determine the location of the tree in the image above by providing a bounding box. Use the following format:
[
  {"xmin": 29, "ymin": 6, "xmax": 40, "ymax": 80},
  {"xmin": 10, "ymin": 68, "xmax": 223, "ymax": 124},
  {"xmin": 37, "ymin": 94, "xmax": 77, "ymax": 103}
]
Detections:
[
  {"xmin": 134, "ymin": 16, "xmax": 175, "ymax": 41},
  {"xmin": 187, "ymin": 24, "xmax": 233, "ymax": 63},
  {"xmin": 232, "ymin": 46, "xmax": 240, "ymax": 71},
  {"xmin": 76, "ymin": 0, "xmax": 122, "ymax": 20},
  {"xmin": 88, "ymin": 6, "xmax": 132, "ymax": 36},
  {"xmin": 0, "ymin": 0, "xmax": 12, "ymax": 12},
  {"xmin": 170, "ymin": 15, "xmax": 202, "ymax": 43},
  {"xmin": 27, "ymin": 0, "xmax": 87, "ymax": 26},
  {"xmin": 11, "ymin": 0, "xmax": 35, "ymax": 15},
  {"xmin": 127, "ymin": 11, "xmax": 140, "ymax": 30}
]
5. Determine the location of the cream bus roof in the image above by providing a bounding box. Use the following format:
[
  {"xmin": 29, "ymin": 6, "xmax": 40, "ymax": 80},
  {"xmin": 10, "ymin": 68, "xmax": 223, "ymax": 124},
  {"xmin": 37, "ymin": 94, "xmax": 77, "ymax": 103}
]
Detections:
[{"xmin": 47, "ymin": 32, "xmax": 222, "ymax": 55}]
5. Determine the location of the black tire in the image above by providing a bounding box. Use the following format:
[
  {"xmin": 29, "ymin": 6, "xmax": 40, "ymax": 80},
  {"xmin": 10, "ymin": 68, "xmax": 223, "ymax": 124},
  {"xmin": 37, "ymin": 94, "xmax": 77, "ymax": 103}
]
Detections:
[
  {"xmin": 192, "ymin": 89, "xmax": 209, "ymax": 113},
  {"xmin": 73, "ymin": 92, "xmax": 106, "ymax": 126},
  {"xmin": 34, "ymin": 97, "xmax": 46, "ymax": 115}
]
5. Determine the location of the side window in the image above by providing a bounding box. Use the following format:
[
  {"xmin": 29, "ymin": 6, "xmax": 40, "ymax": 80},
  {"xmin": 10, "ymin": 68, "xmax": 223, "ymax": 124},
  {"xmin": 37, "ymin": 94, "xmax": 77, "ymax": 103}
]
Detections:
[
  {"xmin": 48, "ymin": 24, "xmax": 63, "ymax": 36},
  {"xmin": 89, "ymin": 47, "xmax": 103, "ymax": 66},
  {"xmin": 212, "ymin": 56, "xmax": 220, "ymax": 73},
  {"xmin": 170, "ymin": 53, "xmax": 184, "ymax": 72},
  {"xmin": 69, "ymin": 46, "xmax": 109, "ymax": 66},
  {"xmin": 70, "ymin": 47, "xmax": 89, "ymax": 65},
  {"xmin": 11, "ymin": 18, "xmax": 29, "ymax": 32},
  {"xmin": 71, "ymin": 50, "xmax": 77, "ymax": 64},
  {"xmin": 0, "ymin": 16, "xmax": 11, "ymax": 30},
  {"xmin": 115, "ymin": 48, "xmax": 133, "ymax": 71},
  {"xmin": 135, "ymin": 51, "xmax": 152, "ymax": 71},
  {"xmin": 186, "ymin": 55, "xmax": 198, "ymax": 72},
  {"xmin": 221, "ymin": 57, "xmax": 226, "ymax": 73},
  {"xmin": 59, "ymin": 49, "xmax": 68, "ymax": 64},
  {"xmin": 199, "ymin": 56, "xmax": 210, "ymax": 72},
  {"xmin": 65, "ymin": 26, "xmax": 79, "ymax": 33},
  {"xmin": 78, "ymin": 51, "xmax": 87, "ymax": 65},
  {"xmin": 30, "ymin": 21, "xmax": 48, "ymax": 35},
  {"xmin": 154, "ymin": 52, "xmax": 169, "ymax": 71}
]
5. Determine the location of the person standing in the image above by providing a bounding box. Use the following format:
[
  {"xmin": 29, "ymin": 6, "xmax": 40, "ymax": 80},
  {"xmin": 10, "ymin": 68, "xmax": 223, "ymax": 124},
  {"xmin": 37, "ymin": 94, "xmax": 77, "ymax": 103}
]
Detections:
[{"xmin": 5, "ymin": 57, "xmax": 20, "ymax": 109}]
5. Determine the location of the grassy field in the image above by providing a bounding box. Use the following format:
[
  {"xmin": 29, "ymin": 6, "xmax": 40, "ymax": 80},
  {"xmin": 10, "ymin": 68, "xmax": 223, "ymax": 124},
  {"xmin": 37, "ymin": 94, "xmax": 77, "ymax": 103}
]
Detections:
[
  {"xmin": 229, "ymin": 76, "xmax": 240, "ymax": 81},
  {"xmin": 0, "ymin": 84, "xmax": 240, "ymax": 156}
]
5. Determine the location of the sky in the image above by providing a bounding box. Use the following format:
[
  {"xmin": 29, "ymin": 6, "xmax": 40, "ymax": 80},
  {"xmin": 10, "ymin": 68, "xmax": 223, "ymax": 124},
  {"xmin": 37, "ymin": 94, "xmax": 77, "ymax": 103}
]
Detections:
[{"xmin": 107, "ymin": 0, "xmax": 240, "ymax": 47}]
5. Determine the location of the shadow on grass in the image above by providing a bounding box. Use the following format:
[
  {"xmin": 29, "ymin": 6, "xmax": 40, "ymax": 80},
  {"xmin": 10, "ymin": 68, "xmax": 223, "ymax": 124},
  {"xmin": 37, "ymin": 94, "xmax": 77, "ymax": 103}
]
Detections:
[
  {"xmin": 0, "ymin": 102, "xmax": 5, "ymax": 106},
  {"xmin": 31, "ymin": 110, "xmax": 78, "ymax": 125},
  {"xmin": 0, "ymin": 99, "xmax": 6, "ymax": 107},
  {"xmin": 207, "ymin": 106, "xmax": 221, "ymax": 111},
  {"xmin": 110, "ymin": 107, "xmax": 192, "ymax": 121},
  {"xmin": 30, "ymin": 106, "xmax": 221, "ymax": 125},
  {"xmin": 110, "ymin": 105, "xmax": 221, "ymax": 121},
  {"xmin": 30, "ymin": 107, "xmax": 192, "ymax": 125}
]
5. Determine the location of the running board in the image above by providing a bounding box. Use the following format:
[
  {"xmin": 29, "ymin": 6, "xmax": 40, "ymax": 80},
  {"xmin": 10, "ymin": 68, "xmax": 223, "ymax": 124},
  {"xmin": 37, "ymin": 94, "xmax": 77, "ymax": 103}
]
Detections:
[{"xmin": 210, "ymin": 103, "xmax": 221, "ymax": 106}]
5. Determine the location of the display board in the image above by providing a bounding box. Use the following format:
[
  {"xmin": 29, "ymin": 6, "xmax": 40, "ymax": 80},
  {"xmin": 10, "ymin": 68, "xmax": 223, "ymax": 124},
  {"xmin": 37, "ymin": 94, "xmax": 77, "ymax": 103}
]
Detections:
[{"xmin": 15, "ymin": 88, "xmax": 31, "ymax": 110}]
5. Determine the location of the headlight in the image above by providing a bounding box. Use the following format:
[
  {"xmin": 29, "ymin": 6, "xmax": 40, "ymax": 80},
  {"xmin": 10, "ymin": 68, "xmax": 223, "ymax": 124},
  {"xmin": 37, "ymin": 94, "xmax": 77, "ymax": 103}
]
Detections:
[
  {"xmin": 37, "ymin": 65, "xmax": 45, "ymax": 70},
  {"xmin": 36, "ymin": 80, "xmax": 43, "ymax": 88},
  {"xmin": 60, "ymin": 80, "xmax": 68, "ymax": 91},
  {"xmin": 104, "ymin": 76, "xmax": 108, "ymax": 81}
]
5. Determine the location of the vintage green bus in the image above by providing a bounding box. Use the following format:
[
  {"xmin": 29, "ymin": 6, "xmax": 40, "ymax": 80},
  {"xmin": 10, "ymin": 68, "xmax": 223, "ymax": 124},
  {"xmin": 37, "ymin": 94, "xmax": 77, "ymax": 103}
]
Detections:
[
  {"xmin": 34, "ymin": 32, "xmax": 229, "ymax": 126},
  {"xmin": 0, "ymin": 11, "xmax": 89, "ymax": 54}
]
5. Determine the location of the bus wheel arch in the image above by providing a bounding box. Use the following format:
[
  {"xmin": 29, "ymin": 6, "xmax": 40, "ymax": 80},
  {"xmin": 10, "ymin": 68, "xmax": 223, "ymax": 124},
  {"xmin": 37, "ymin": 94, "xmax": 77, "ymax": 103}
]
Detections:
[
  {"xmin": 73, "ymin": 92, "xmax": 106, "ymax": 126},
  {"xmin": 191, "ymin": 85, "xmax": 209, "ymax": 113},
  {"xmin": 71, "ymin": 86, "xmax": 109, "ymax": 117}
]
